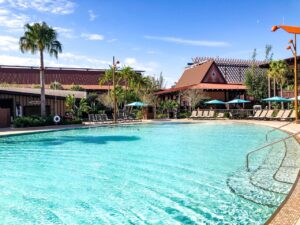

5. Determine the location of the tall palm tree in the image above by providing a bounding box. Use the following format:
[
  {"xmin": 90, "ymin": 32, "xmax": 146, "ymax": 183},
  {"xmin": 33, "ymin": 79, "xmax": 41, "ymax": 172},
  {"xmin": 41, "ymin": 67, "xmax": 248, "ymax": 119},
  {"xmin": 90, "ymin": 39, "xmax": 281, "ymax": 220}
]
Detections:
[{"xmin": 19, "ymin": 22, "xmax": 62, "ymax": 117}]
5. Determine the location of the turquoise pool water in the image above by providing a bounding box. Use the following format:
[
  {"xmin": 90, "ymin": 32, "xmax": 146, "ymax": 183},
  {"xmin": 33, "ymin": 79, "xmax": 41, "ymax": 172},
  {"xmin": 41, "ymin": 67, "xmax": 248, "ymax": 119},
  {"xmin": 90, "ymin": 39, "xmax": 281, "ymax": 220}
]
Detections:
[{"xmin": 0, "ymin": 122, "xmax": 291, "ymax": 224}]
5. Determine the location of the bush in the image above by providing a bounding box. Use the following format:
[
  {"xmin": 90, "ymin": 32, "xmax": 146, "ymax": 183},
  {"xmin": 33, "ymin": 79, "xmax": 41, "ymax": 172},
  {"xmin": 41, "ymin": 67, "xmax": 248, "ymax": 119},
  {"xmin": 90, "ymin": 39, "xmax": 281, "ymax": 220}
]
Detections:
[
  {"xmin": 177, "ymin": 112, "xmax": 191, "ymax": 119},
  {"xmin": 13, "ymin": 116, "xmax": 82, "ymax": 128},
  {"xmin": 156, "ymin": 114, "xmax": 168, "ymax": 119},
  {"xmin": 70, "ymin": 84, "xmax": 84, "ymax": 91}
]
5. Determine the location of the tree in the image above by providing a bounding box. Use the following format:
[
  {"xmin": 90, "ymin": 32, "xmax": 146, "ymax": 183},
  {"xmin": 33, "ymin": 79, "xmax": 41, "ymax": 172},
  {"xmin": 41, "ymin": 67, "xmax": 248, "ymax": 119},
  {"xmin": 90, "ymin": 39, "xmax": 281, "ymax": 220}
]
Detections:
[
  {"xmin": 265, "ymin": 45, "xmax": 273, "ymax": 107},
  {"xmin": 19, "ymin": 22, "xmax": 62, "ymax": 117},
  {"xmin": 65, "ymin": 95, "xmax": 90, "ymax": 118},
  {"xmin": 163, "ymin": 100, "xmax": 179, "ymax": 118},
  {"xmin": 50, "ymin": 81, "xmax": 63, "ymax": 90},
  {"xmin": 70, "ymin": 84, "xmax": 84, "ymax": 91},
  {"xmin": 180, "ymin": 89, "xmax": 206, "ymax": 111},
  {"xmin": 244, "ymin": 49, "xmax": 268, "ymax": 101}
]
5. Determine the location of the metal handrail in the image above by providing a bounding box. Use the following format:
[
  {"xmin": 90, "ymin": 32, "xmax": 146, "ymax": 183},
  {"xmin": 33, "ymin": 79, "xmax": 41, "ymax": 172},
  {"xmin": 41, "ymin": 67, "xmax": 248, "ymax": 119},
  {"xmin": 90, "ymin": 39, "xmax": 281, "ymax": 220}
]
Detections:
[
  {"xmin": 246, "ymin": 131, "xmax": 300, "ymax": 171},
  {"xmin": 265, "ymin": 121, "xmax": 295, "ymax": 141}
]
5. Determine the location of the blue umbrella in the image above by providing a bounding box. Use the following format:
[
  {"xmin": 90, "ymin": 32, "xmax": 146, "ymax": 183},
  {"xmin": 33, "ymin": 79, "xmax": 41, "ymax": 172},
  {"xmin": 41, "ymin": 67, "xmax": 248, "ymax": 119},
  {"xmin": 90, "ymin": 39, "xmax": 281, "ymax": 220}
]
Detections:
[
  {"xmin": 126, "ymin": 101, "xmax": 147, "ymax": 107},
  {"xmin": 262, "ymin": 96, "xmax": 290, "ymax": 102},
  {"xmin": 227, "ymin": 99, "xmax": 250, "ymax": 104},
  {"xmin": 205, "ymin": 99, "xmax": 225, "ymax": 105},
  {"xmin": 288, "ymin": 96, "xmax": 300, "ymax": 101}
]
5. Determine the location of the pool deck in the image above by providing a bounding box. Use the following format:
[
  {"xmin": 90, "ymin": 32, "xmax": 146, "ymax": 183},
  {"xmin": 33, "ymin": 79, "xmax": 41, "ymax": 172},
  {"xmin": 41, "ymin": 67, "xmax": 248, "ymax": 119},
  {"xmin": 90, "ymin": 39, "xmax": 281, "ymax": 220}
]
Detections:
[{"xmin": 1, "ymin": 119, "xmax": 300, "ymax": 224}]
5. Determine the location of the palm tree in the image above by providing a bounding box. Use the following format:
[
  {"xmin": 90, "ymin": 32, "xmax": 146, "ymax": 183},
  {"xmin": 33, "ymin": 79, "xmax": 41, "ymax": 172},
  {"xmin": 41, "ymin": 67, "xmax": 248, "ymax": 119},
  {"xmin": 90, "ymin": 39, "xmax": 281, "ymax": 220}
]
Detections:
[{"xmin": 19, "ymin": 22, "xmax": 62, "ymax": 117}]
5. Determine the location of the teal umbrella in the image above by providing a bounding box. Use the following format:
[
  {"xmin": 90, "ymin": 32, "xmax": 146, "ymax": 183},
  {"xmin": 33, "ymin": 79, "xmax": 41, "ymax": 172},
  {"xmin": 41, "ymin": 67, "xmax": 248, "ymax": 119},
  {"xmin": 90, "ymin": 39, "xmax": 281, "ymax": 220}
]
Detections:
[
  {"xmin": 126, "ymin": 101, "xmax": 147, "ymax": 107},
  {"xmin": 227, "ymin": 99, "xmax": 250, "ymax": 104},
  {"xmin": 288, "ymin": 96, "xmax": 300, "ymax": 101},
  {"xmin": 205, "ymin": 99, "xmax": 225, "ymax": 105},
  {"xmin": 262, "ymin": 96, "xmax": 290, "ymax": 102}
]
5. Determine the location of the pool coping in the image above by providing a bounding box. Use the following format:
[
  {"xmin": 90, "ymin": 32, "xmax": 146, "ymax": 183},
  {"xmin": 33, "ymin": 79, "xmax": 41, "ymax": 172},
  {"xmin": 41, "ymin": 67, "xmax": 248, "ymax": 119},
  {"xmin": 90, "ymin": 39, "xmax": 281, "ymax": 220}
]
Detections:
[{"xmin": 1, "ymin": 119, "xmax": 300, "ymax": 224}]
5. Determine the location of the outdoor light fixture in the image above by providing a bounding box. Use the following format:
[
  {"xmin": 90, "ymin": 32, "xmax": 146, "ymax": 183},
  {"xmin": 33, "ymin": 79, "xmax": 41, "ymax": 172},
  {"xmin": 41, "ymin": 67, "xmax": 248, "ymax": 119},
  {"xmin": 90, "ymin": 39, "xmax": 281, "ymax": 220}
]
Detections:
[{"xmin": 272, "ymin": 24, "xmax": 300, "ymax": 123}]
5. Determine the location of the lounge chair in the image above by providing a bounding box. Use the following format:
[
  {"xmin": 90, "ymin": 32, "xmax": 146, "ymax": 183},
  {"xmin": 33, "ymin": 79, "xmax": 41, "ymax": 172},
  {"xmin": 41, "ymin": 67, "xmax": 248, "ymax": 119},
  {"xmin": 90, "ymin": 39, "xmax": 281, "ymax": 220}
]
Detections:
[
  {"xmin": 88, "ymin": 114, "xmax": 95, "ymax": 121},
  {"xmin": 202, "ymin": 110, "xmax": 209, "ymax": 119},
  {"xmin": 265, "ymin": 110, "xmax": 274, "ymax": 120},
  {"xmin": 205, "ymin": 110, "xmax": 215, "ymax": 119},
  {"xmin": 275, "ymin": 110, "xmax": 285, "ymax": 120},
  {"xmin": 258, "ymin": 110, "xmax": 268, "ymax": 120},
  {"xmin": 195, "ymin": 110, "xmax": 203, "ymax": 119},
  {"xmin": 95, "ymin": 114, "xmax": 103, "ymax": 122},
  {"xmin": 249, "ymin": 110, "xmax": 262, "ymax": 119},
  {"xmin": 289, "ymin": 110, "xmax": 296, "ymax": 120},
  {"xmin": 217, "ymin": 112, "xmax": 224, "ymax": 119},
  {"xmin": 101, "ymin": 114, "xmax": 112, "ymax": 123},
  {"xmin": 280, "ymin": 110, "xmax": 291, "ymax": 121},
  {"xmin": 190, "ymin": 110, "xmax": 198, "ymax": 119}
]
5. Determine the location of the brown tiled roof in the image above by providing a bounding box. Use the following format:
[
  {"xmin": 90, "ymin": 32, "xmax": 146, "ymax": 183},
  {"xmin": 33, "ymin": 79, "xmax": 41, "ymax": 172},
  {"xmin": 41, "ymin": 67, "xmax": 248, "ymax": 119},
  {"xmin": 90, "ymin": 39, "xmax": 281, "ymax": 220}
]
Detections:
[
  {"xmin": 155, "ymin": 83, "xmax": 246, "ymax": 95},
  {"xmin": 0, "ymin": 65, "xmax": 143, "ymax": 88},
  {"xmin": 190, "ymin": 57, "xmax": 267, "ymax": 83},
  {"xmin": 0, "ymin": 87, "xmax": 86, "ymax": 99},
  {"xmin": 191, "ymin": 83, "xmax": 247, "ymax": 90},
  {"xmin": 176, "ymin": 61, "xmax": 214, "ymax": 88}
]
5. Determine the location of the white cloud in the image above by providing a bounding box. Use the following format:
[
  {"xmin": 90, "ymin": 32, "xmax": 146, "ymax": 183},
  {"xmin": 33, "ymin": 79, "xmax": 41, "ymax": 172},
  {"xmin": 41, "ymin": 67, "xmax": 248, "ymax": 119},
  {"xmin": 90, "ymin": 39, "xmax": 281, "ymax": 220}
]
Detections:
[
  {"xmin": 6, "ymin": 0, "xmax": 75, "ymax": 15},
  {"xmin": 81, "ymin": 33, "xmax": 104, "ymax": 41},
  {"xmin": 88, "ymin": 9, "xmax": 97, "ymax": 21},
  {"xmin": 124, "ymin": 57, "xmax": 159, "ymax": 72},
  {"xmin": 0, "ymin": 35, "xmax": 19, "ymax": 51},
  {"xmin": 0, "ymin": 8, "xmax": 30, "ymax": 30},
  {"xmin": 54, "ymin": 27, "xmax": 75, "ymax": 39},
  {"xmin": 144, "ymin": 35, "xmax": 229, "ymax": 47}
]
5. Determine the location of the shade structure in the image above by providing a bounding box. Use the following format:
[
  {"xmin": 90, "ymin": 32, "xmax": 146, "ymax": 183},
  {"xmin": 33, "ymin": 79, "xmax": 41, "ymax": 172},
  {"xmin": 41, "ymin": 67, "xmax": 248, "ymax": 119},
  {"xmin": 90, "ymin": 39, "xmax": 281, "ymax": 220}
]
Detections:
[
  {"xmin": 226, "ymin": 99, "xmax": 250, "ymax": 104},
  {"xmin": 262, "ymin": 96, "xmax": 290, "ymax": 102},
  {"xmin": 204, "ymin": 99, "xmax": 225, "ymax": 105},
  {"xmin": 288, "ymin": 96, "xmax": 300, "ymax": 101},
  {"xmin": 126, "ymin": 101, "xmax": 147, "ymax": 107}
]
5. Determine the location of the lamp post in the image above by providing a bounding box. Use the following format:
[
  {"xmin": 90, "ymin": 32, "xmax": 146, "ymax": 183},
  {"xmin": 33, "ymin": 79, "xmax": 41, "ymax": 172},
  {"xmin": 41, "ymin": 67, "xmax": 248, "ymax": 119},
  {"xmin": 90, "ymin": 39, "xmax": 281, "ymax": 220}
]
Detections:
[
  {"xmin": 272, "ymin": 25, "xmax": 299, "ymax": 123},
  {"xmin": 112, "ymin": 56, "xmax": 120, "ymax": 124}
]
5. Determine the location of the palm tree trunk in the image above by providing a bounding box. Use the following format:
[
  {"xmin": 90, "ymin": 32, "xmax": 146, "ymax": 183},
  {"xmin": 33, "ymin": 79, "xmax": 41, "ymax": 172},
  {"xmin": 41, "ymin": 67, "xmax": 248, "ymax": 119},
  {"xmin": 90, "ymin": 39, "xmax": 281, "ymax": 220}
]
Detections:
[
  {"xmin": 273, "ymin": 78, "xmax": 276, "ymax": 96},
  {"xmin": 268, "ymin": 76, "xmax": 271, "ymax": 109},
  {"xmin": 39, "ymin": 50, "xmax": 46, "ymax": 117},
  {"xmin": 280, "ymin": 84, "xmax": 284, "ymax": 109}
]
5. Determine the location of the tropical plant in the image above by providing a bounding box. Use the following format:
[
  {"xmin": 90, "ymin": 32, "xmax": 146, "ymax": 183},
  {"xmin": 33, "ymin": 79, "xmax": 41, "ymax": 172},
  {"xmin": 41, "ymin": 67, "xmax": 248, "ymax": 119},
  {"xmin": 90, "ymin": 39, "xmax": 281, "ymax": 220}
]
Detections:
[
  {"xmin": 19, "ymin": 22, "xmax": 62, "ymax": 117},
  {"xmin": 180, "ymin": 89, "xmax": 206, "ymax": 111},
  {"xmin": 267, "ymin": 60, "xmax": 289, "ymax": 97},
  {"xmin": 65, "ymin": 94, "xmax": 90, "ymax": 118},
  {"xmin": 244, "ymin": 49, "xmax": 268, "ymax": 101},
  {"xmin": 159, "ymin": 100, "xmax": 178, "ymax": 118},
  {"xmin": 50, "ymin": 81, "xmax": 63, "ymax": 90},
  {"xmin": 70, "ymin": 84, "xmax": 84, "ymax": 91}
]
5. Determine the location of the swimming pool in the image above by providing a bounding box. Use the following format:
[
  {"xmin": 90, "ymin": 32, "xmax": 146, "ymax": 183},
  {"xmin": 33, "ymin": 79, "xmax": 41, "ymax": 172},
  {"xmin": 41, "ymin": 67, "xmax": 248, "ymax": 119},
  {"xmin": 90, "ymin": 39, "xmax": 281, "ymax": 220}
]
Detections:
[{"xmin": 0, "ymin": 122, "xmax": 298, "ymax": 224}]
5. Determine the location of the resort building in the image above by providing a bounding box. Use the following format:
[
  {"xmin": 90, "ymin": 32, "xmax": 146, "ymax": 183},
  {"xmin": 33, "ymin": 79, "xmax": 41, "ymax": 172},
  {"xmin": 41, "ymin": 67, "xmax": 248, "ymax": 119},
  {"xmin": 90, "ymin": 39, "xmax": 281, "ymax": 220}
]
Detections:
[
  {"xmin": 0, "ymin": 65, "xmax": 143, "ymax": 120},
  {"xmin": 156, "ymin": 57, "xmax": 266, "ymax": 109}
]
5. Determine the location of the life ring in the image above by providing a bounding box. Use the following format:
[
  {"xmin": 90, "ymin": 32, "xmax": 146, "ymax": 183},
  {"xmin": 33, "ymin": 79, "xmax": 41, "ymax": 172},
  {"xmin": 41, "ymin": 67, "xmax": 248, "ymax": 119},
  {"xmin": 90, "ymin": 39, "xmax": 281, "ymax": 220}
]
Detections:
[{"xmin": 53, "ymin": 115, "xmax": 61, "ymax": 123}]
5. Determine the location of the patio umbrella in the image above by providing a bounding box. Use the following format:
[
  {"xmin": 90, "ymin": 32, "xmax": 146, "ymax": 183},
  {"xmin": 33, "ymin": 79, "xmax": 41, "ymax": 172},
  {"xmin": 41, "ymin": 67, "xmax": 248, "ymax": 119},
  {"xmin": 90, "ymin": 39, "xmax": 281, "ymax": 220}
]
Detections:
[
  {"xmin": 126, "ymin": 101, "xmax": 147, "ymax": 107},
  {"xmin": 262, "ymin": 96, "xmax": 290, "ymax": 102},
  {"xmin": 204, "ymin": 99, "xmax": 225, "ymax": 105},
  {"xmin": 288, "ymin": 96, "xmax": 300, "ymax": 101},
  {"xmin": 226, "ymin": 99, "xmax": 250, "ymax": 104}
]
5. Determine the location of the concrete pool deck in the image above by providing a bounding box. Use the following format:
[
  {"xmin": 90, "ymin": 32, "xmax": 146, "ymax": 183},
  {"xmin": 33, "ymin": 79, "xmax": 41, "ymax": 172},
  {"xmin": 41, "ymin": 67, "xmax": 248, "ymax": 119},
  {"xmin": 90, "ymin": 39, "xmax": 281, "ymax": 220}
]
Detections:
[{"xmin": 0, "ymin": 119, "xmax": 300, "ymax": 224}]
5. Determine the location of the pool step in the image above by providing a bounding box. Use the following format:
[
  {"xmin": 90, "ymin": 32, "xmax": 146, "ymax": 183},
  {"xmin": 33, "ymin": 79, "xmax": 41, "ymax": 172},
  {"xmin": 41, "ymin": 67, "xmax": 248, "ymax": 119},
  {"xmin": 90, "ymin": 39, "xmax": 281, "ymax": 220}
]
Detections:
[{"xmin": 227, "ymin": 169, "xmax": 286, "ymax": 207}]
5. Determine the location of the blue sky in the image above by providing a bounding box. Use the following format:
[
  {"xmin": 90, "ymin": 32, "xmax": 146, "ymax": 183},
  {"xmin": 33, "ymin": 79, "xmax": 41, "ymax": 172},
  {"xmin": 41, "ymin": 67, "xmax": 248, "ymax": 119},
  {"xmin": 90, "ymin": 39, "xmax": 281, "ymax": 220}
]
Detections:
[{"xmin": 0, "ymin": 0, "xmax": 300, "ymax": 86}]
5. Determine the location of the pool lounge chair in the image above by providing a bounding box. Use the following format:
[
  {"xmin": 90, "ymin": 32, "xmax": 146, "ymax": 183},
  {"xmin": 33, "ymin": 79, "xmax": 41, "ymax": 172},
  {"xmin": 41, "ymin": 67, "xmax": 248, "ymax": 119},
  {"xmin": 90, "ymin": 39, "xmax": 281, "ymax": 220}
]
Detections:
[
  {"xmin": 265, "ymin": 110, "xmax": 274, "ymax": 120},
  {"xmin": 202, "ymin": 110, "xmax": 209, "ymax": 119},
  {"xmin": 217, "ymin": 112, "xmax": 225, "ymax": 119},
  {"xmin": 190, "ymin": 110, "xmax": 198, "ymax": 119},
  {"xmin": 249, "ymin": 110, "xmax": 262, "ymax": 119},
  {"xmin": 280, "ymin": 110, "xmax": 291, "ymax": 121},
  {"xmin": 88, "ymin": 114, "xmax": 95, "ymax": 122},
  {"xmin": 95, "ymin": 114, "xmax": 103, "ymax": 122},
  {"xmin": 101, "ymin": 114, "xmax": 112, "ymax": 123},
  {"xmin": 275, "ymin": 110, "xmax": 285, "ymax": 120},
  {"xmin": 257, "ymin": 110, "xmax": 268, "ymax": 120},
  {"xmin": 289, "ymin": 110, "xmax": 296, "ymax": 121},
  {"xmin": 205, "ymin": 110, "xmax": 215, "ymax": 119},
  {"xmin": 195, "ymin": 110, "xmax": 203, "ymax": 119}
]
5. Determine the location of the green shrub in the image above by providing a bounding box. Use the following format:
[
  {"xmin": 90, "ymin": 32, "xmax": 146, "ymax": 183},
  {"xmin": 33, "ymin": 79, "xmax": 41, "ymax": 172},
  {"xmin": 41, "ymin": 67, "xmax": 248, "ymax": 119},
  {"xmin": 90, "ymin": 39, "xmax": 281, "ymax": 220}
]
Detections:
[
  {"xmin": 177, "ymin": 112, "xmax": 191, "ymax": 119},
  {"xmin": 13, "ymin": 116, "xmax": 82, "ymax": 128},
  {"xmin": 156, "ymin": 114, "xmax": 168, "ymax": 119},
  {"xmin": 70, "ymin": 84, "xmax": 84, "ymax": 91},
  {"xmin": 135, "ymin": 110, "xmax": 143, "ymax": 120}
]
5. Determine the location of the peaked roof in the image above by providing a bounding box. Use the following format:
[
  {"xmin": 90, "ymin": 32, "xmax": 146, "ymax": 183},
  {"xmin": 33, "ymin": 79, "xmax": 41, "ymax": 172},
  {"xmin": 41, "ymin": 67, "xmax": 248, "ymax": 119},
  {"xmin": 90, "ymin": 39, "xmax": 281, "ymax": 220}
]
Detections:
[{"xmin": 176, "ymin": 61, "xmax": 214, "ymax": 88}]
